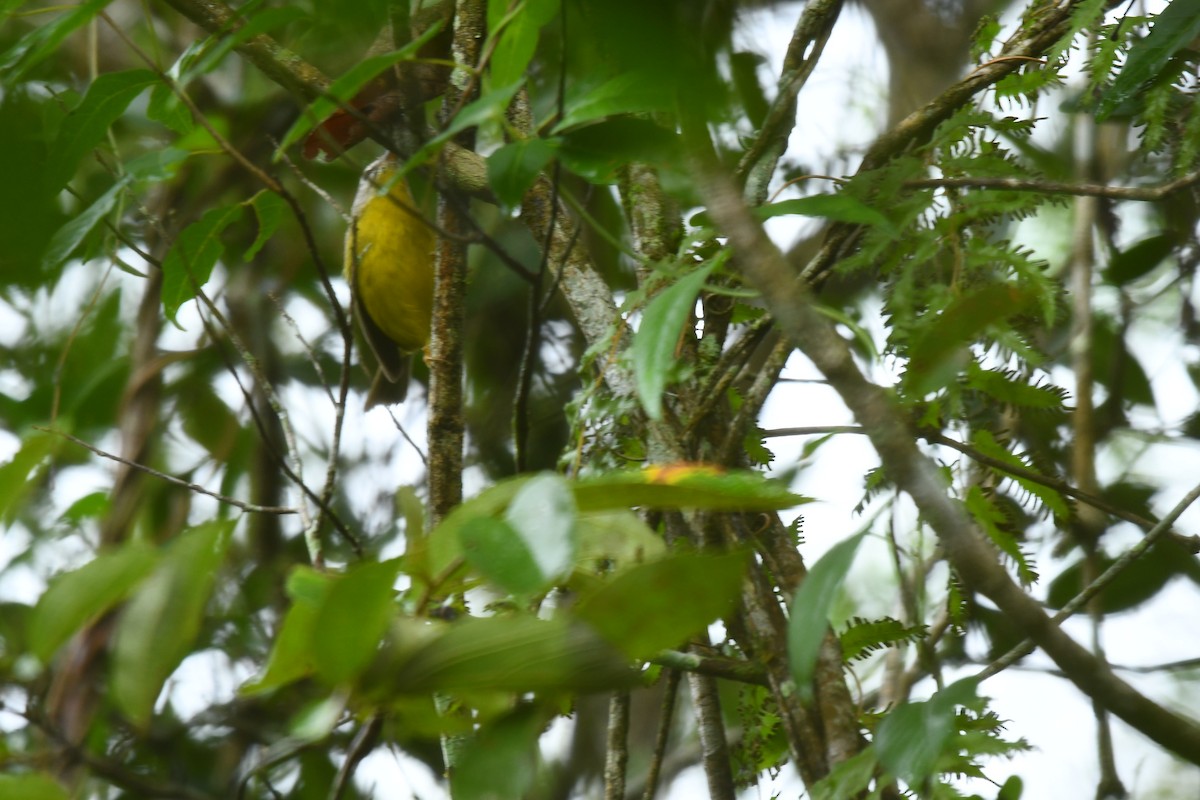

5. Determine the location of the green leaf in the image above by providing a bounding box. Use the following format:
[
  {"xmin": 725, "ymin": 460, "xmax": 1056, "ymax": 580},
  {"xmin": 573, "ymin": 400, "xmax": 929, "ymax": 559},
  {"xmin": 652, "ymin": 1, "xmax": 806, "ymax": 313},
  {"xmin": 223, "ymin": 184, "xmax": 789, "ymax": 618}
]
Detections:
[
  {"xmin": 575, "ymin": 510, "xmax": 666, "ymax": 568},
  {"xmin": 45, "ymin": 69, "xmax": 158, "ymax": 193},
  {"xmin": 0, "ymin": 774, "xmax": 68, "ymax": 800},
  {"xmin": 574, "ymin": 467, "xmax": 808, "ymax": 512},
  {"xmin": 243, "ymin": 190, "xmax": 286, "ymax": 261},
  {"xmin": 876, "ymin": 678, "xmax": 979, "ymax": 787},
  {"xmin": 0, "ymin": 430, "xmax": 57, "ymax": 522},
  {"xmin": 559, "ymin": 117, "xmax": 680, "ymax": 184},
  {"xmin": 788, "ymin": 531, "xmax": 865, "ymax": 700},
  {"xmin": 506, "ymin": 473, "xmax": 576, "ymax": 582},
  {"xmin": 556, "ymin": 72, "xmax": 673, "ymax": 131},
  {"xmin": 0, "ymin": 0, "xmax": 114, "ymax": 83},
  {"xmin": 111, "ymin": 522, "xmax": 231, "ymax": 727},
  {"xmin": 161, "ymin": 203, "xmax": 244, "ymax": 324},
  {"xmin": 276, "ymin": 20, "xmax": 446, "ymax": 157},
  {"xmin": 451, "ymin": 706, "xmax": 545, "ymax": 800},
  {"xmin": 810, "ymin": 746, "xmax": 879, "ymax": 800},
  {"xmin": 392, "ymin": 616, "xmax": 634, "ymax": 693},
  {"xmin": 969, "ymin": 430, "xmax": 1070, "ymax": 518},
  {"xmin": 29, "ymin": 542, "xmax": 158, "ymax": 661},
  {"xmin": 1102, "ymin": 233, "xmax": 1175, "ymax": 285},
  {"xmin": 1095, "ymin": 2, "xmax": 1200, "ymax": 120},
  {"xmin": 460, "ymin": 516, "xmax": 546, "ymax": 595},
  {"xmin": 756, "ymin": 194, "xmax": 898, "ymax": 236},
  {"xmin": 41, "ymin": 177, "xmax": 132, "ymax": 272},
  {"xmin": 488, "ymin": 0, "xmax": 560, "ymax": 89},
  {"xmin": 311, "ymin": 559, "xmax": 402, "ymax": 686},
  {"xmin": 634, "ymin": 259, "xmax": 719, "ymax": 420},
  {"xmin": 242, "ymin": 601, "xmax": 322, "ymax": 695},
  {"xmin": 401, "ymin": 81, "xmax": 523, "ymax": 177},
  {"xmin": 242, "ymin": 568, "xmax": 333, "ymax": 695},
  {"xmin": 575, "ymin": 551, "xmax": 747, "ymax": 659},
  {"xmin": 487, "ymin": 137, "xmax": 558, "ymax": 207},
  {"xmin": 906, "ymin": 284, "xmax": 1034, "ymax": 397}
]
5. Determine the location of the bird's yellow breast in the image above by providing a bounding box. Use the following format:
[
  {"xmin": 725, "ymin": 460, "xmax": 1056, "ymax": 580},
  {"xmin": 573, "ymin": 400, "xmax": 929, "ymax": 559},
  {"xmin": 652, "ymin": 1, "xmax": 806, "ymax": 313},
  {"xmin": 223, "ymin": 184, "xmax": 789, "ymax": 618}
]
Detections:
[{"xmin": 344, "ymin": 160, "xmax": 436, "ymax": 354}]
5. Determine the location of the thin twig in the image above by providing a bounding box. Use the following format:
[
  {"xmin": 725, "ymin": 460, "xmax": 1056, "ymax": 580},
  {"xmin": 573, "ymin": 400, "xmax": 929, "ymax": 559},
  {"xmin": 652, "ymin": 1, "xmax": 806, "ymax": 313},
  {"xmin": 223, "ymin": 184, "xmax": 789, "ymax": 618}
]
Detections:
[
  {"xmin": 39, "ymin": 427, "xmax": 296, "ymax": 515},
  {"xmin": 979, "ymin": 478, "xmax": 1200, "ymax": 681}
]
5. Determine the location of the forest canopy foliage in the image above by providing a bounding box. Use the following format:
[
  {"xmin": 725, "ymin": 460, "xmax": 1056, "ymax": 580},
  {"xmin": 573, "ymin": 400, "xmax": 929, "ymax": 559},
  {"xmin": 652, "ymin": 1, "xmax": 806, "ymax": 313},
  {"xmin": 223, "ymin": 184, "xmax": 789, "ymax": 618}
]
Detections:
[{"xmin": 2, "ymin": 0, "xmax": 1200, "ymax": 798}]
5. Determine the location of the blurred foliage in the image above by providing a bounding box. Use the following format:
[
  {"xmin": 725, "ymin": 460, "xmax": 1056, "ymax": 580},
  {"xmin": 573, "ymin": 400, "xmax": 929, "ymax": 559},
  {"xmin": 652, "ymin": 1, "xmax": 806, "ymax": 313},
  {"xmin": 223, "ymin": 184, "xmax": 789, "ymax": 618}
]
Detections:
[{"xmin": 1, "ymin": 0, "xmax": 1199, "ymax": 799}]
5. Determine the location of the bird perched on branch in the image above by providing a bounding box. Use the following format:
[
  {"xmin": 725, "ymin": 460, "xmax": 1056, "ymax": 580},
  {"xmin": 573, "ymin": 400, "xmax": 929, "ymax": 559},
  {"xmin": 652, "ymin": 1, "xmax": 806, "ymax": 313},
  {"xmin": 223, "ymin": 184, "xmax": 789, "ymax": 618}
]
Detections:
[{"xmin": 344, "ymin": 152, "xmax": 436, "ymax": 408}]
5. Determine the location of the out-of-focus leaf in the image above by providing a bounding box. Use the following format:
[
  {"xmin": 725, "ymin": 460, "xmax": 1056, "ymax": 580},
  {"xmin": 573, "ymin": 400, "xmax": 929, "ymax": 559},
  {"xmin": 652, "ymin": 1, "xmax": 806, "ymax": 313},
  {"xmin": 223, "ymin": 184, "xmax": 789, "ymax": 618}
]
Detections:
[
  {"xmin": 559, "ymin": 117, "xmax": 679, "ymax": 183},
  {"xmin": 242, "ymin": 568, "xmax": 333, "ymax": 695},
  {"xmin": 1092, "ymin": 316, "xmax": 1155, "ymax": 407},
  {"xmin": 876, "ymin": 678, "xmax": 979, "ymax": 786},
  {"xmin": 0, "ymin": 774, "xmax": 68, "ymax": 800},
  {"xmin": 0, "ymin": 430, "xmax": 57, "ymax": 522},
  {"xmin": 487, "ymin": 137, "xmax": 558, "ymax": 207},
  {"xmin": 1095, "ymin": 3, "xmax": 1200, "ymax": 120},
  {"xmin": 240, "ymin": 599, "xmax": 320, "ymax": 695},
  {"xmin": 574, "ymin": 510, "xmax": 666, "ymax": 568},
  {"xmin": 311, "ymin": 559, "xmax": 402, "ymax": 686},
  {"xmin": 111, "ymin": 522, "xmax": 231, "ymax": 727},
  {"xmin": 243, "ymin": 190, "xmax": 286, "ymax": 261},
  {"xmin": 756, "ymin": 194, "xmax": 898, "ymax": 236},
  {"xmin": 1045, "ymin": 538, "xmax": 1197, "ymax": 615},
  {"xmin": 788, "ymin": 531, "xmax": 865, "ymax": 700},
  {"xmin": 29, "ymin": 542, "xmax": 158, "ymax": 661},
  {"xmin": 575, "ymin": 551, "xmax": 747, "ymax": 659},
  {"xmin": 161, "ymin": 203, "xmax": 244, "ymax": 324},
  {"xmin": 0, "ymin": 0, "xmax": 114, "ymax": 83},
  {"xmin": 460, "ymin": 516, "xmax": 545, "ymax": 595},
  {"xmin": 506, "ymin": 473, "xmax": 576, "ymax": 583},
  {"xmin": 556, "ymin": 72, "xmax": 673, "ymax": 131},
  {"xmin": 392, "ymin": 616, "xmax": 634, "ymax": 693},
  {"xmin": 488, "ymin": 0, "xmax": 560, "ymax": 88},
  {"xmin": 1102, "ymin": 233, "xmax": 1175, "ymax": 285},
  {"xmin": 45, "ymin": 69, "xmax": 158, "ymax": 193},
  {"xmin": 810, "ymin": 746, "xmax": 879, "ymax": 800},
  {"xmin": 574, "ymin": 466, "xmax": 809, "ymax": 512},
  {"xmin": 906, "ymin": 284, "xmax": 1034, "ymax": 397},
  {"xmin": 634, "ymin": 259, "xmax": 718, "ymax": 420},
  {"xmin": 59, "ymin": 491, "xmax": 109, "ymax": 523},
  {"xmin": 451, "ymin": 705, "xmax": 545, "ymax": 800}
]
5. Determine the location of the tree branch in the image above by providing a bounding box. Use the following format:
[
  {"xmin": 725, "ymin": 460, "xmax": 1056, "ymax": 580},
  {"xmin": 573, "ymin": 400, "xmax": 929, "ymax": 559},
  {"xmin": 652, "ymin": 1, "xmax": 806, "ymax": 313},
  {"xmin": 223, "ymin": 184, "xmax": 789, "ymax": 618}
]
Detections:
[{"xmin": 691, "ymin": 148, "xmax": 1200, "ymax": 764}]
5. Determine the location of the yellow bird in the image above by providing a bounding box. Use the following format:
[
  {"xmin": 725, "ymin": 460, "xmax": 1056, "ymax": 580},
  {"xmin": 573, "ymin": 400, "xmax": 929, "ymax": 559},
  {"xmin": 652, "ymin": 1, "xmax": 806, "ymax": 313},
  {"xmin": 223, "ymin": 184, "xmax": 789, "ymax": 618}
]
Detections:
[{"xmin": 344, "ymin": 153, "xmax": 436, "ymax": 408}]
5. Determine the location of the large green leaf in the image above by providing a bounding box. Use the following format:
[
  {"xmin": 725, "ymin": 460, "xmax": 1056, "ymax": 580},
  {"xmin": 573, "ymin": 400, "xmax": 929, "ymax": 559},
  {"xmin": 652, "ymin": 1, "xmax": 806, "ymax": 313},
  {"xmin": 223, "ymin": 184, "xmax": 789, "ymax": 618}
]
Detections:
[
  {"xmin": 311, "ymin": 558, "xmax": 402, "ymax": 686},
  {"xmin": 0, "ymin": 0, "xmax": 114, "ymax": 83},
  {"xmin": 573, "ymin": 467, "xmax": 808, "ymax": 512},
  {"xmin": 0, "ymin": 774, "xmax": 68, "ymax": 800},
  {"xmin": 451, "ymin": 706, "xmax": 545, "ymax": 800},
  {"xmin": 29, "ymin": 542, "xmax": 159, "ymax": 661},
  {"xmin": 787, "ymin": 531, "xmax": 865, "ymax": 701},
  {"xmin": 44, "ymin": 69, "xmax": 158, "ymax": 193},
  {"xmin": 111, "ymin": 522, "xmax": 231, "ymax": 727},
  {"xmin": 460, "ymin": 516, "xmax": 546, "ymax": 595},
  {"xmin": 634, "ymin": 259, "xmax": 719, "ymax": 420},
  {"xmin": 390, "ymin": 616, "xmax": 634, "ymax": 693},
  {"xmin": 487, "ymin": 136, "xmax": 558, "ymax": 207},
  {"xmin": 575, "ymin": 551, "xmax": 747, "ymax": 659}
]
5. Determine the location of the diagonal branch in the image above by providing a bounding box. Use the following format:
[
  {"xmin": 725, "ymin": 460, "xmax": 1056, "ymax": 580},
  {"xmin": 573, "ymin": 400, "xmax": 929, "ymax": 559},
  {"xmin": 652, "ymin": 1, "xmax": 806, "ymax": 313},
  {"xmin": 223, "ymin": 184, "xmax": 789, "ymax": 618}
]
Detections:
[{"xmin": 692, "ymin": 146, "xmax": 1200, "ymax": 765}]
